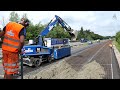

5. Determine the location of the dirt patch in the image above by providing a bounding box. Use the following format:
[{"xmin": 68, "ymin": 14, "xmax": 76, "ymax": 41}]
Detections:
[
  {"xmin": 24, "ymin": 60, "xmax": 105, "ymax": 79},
  {"xmin": 75, "ymin": 60, "xmax": 105, "ymax": 79}
]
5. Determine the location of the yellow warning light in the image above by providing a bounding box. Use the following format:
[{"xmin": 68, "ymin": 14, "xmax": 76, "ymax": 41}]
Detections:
[{"xmin": 109, "ymin": 44, "xmax": 113, "ymax": 47}]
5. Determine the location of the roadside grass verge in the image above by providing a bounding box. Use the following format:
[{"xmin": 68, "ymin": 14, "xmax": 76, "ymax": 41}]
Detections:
[
  {"xmin": 113, "ymin": 40, "xmax": 120, "ymax": 52},
  {"xmin": 0, "ymin": 59, "xmax": 2, "ymax": 63}
]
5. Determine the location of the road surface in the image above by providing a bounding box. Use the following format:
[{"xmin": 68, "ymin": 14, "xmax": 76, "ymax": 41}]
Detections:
[{"xmin": 0, "ymin": 40, "xmax": 120, "ymax": 79}]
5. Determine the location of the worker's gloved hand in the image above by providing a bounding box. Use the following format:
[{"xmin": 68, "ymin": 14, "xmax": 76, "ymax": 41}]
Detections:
[
  {"xmin": 18, "ymin": 50, "xmax": 22, "ymax": 54},
  {"xmin": 18, "ymin": 48, "xmax": 25, "ymax": 55}
]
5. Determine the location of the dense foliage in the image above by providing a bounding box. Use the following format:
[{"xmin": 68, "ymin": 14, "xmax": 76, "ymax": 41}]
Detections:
[
  {"xmin": 77, "ymin": 27, "xmax": 104, "ymax": 40},
  {"xmin": 115, "ymin": 31, "xmax": 120, "ymax": 44}
]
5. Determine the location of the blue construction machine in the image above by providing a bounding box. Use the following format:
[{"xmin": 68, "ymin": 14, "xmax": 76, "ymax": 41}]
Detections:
[{"xmin": 21, "ymin": 15, "xmax": 75, "ymax": 67}]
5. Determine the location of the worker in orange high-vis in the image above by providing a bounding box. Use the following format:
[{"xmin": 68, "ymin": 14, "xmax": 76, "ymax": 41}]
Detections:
[{"xmin": 0, "ymin": 18, "xmax": 30, "ymax": 79}]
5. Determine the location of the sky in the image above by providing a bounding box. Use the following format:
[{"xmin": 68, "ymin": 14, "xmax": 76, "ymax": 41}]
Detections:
[{"xmin": 0, "ymin": 11, "xmax": 120, "ymax": 36}]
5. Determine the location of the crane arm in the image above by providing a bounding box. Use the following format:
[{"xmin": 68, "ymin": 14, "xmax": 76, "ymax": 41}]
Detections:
[
  {"xmin": 40, "ymin": 15, "xmax": 74, "ymax": 37},
  {"xmin": 35, "ymin": 15, "xmax": 75, "ymax": 45}
]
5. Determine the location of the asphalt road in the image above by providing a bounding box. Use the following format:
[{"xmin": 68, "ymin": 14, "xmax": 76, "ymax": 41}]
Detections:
[
  {"xmin": 0, "ymin": 40, "xmax": 120, "ymax": 79},
  {"xmin": 69, "ymin": 40, "xmax": 120, "ymax": 79}
]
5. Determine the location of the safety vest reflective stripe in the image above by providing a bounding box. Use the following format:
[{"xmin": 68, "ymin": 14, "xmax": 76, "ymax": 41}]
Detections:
[
  {"xmin": 4, "ymin": 62, "xmax": 18, "ymax": 66},
  {"xmin": 4, "ymin": 36, "xmax": 20, "ymax": 42},
  {"xmin": 2, "ymin": 42, "xmax": 19, "ymax": 49},
  {"xmin": 4, "ymin": 63, "xmax": 17, "ymax": 66},
  {"xmin": 4, "ymin": 68, "xmax": 18, "ymax": 72}
]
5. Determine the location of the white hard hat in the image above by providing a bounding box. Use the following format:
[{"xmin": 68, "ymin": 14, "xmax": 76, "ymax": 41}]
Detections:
[{"xmin": 0, "ymin": 25, "xmax": 3, "ymax": 30}]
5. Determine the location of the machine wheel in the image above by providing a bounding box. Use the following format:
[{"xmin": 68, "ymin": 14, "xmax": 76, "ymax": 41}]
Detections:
[
  {"xmin": 47, "ymin": 56, "xmax": 52, "ymax": 63},
  {"xmin": 33, "ymin": 58, "xmax": 42, "ymax": 67}
]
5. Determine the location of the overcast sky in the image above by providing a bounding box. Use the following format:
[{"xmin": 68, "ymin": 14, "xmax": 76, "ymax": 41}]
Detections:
[{"xmin": 0, "ymin": 11, "xmax": 120, "ymax": 36}]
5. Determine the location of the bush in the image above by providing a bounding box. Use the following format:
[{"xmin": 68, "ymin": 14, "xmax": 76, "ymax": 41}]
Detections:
[{"xmin": 115, "ymin": 31, "xmax": 120, "ymax": 45}]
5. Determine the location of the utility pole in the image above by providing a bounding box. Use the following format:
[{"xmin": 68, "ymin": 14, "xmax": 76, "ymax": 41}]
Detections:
[
  {"xmin": 113, "ymin": 14, "xmax": 118, "ymax": 32},
  {"xmin": 113, "ymin": 14, "xmax": 117, "ymax": 20}
]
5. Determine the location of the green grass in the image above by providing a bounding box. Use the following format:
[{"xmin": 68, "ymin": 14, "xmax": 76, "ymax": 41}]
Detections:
[
  {"xmin": 0, "ymin": 59, "xmax": 2, "ymax": 63},
  {"xmin": 113, "ymin": 40, "xmax": 120, "ymax": 52},
  {"xmin": 81, "ymin": 42, "xmax": 89, "ymax": 46}
]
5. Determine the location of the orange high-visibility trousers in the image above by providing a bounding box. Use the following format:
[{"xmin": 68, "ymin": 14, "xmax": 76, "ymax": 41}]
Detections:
[{"xmin": 2, "ymin": 50, "xmax": 19, "ymax": 75}]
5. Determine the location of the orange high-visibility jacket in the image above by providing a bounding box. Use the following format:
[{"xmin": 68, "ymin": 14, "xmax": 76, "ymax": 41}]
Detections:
[{"xmin": 2, "ymin": 22, "xmax": 24, "ymax": 52}]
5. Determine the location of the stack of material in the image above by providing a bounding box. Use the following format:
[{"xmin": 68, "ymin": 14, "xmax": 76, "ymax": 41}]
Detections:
[{"xmin": 24, "ymin": 60, "xmax": 105, "ymax": 79}]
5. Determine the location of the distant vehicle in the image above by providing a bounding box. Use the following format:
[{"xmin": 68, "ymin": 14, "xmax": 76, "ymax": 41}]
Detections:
[
  {"xmin": 80, "ymin": 38, "xmax": 88, "ymax": 43},
  {"xmin": 87, "ymin": 41, "xmax": 93, "ymax": 45},
  {"xmin": 96, "ymin": 39, "xmax": 100, "ymax": 43}
]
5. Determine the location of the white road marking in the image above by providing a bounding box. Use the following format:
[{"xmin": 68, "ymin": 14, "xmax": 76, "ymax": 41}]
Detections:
[
  {"xmin": 87, "ymin": 42, "xmax": 108, "ymax": 63},
  {"xmin": 110, "ymin": 47, "xmax": 113, "ymax": 79},
  {"xmin": 71, "ymin": 44, "xmax": 98, "ymax": 57}
]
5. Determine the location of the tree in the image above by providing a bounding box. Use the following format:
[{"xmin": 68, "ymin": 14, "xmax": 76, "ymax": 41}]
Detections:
[
  {"xmin": 9, "ymin": 11, "xmax": 20, "ymax": 22},
  {"xmin": 26, "ymin": 22, "xmax": 44, "ymax": 41},
  {"xmin": 46, "ymin": 24, "xmax": 71, "ymax": 39},
  {"xmin": 77, "ymin": 27, "xmax": 85, "ymax": 40},
  {"xmin": 77, "ymin": 27, "xmax": 104, "ymax": 40},
  {"xmin": 115, "ymin": 31, "xmax": 120, "ymax": 45}
]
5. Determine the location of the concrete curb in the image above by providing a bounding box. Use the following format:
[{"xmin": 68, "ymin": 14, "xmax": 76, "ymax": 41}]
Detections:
[{"xmin": 112, "ymin": 45, "xmax": 120, "ymax": 69}]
